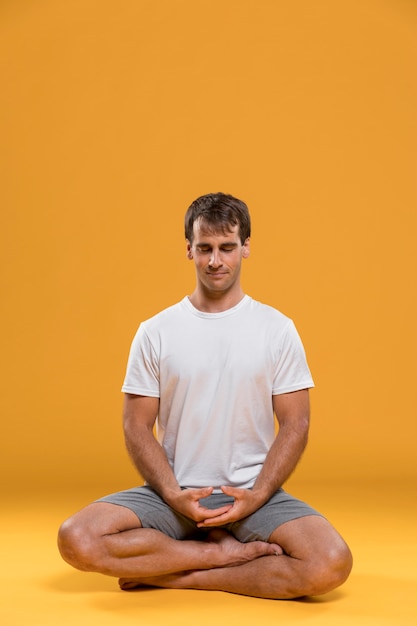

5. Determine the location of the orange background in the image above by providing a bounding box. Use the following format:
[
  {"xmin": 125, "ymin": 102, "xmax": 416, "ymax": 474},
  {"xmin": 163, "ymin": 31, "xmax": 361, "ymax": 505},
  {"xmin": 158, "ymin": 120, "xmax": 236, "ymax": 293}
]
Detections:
[{"xmin": 1, "ymin": 0, "xmax": 416, "ymax": 494}]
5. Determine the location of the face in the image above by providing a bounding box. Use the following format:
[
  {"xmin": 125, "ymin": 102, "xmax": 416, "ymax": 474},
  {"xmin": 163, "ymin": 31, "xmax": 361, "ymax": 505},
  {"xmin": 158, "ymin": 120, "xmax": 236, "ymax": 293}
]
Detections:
[{"xmin": 186, "ymin": 220, "xmax": 250, "ymax": 297}]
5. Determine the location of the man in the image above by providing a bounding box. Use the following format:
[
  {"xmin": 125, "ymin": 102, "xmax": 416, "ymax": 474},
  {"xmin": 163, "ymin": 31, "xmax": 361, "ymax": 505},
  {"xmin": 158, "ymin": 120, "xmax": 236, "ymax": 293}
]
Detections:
[{"xmin": 58, "ymin": 192, "xmax": 352, "ymax": 599}]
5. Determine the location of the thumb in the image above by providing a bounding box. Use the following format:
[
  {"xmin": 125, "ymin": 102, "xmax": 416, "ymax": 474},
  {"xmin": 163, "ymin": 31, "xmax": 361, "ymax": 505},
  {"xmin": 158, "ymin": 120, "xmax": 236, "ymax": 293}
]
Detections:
[
  {"xmin": 220, "ymin": 485, "xmax": 240, "ymax": 497},
  {"xmin": 195, "ymin": 486, "xmax": 214, "ymax": 498}
]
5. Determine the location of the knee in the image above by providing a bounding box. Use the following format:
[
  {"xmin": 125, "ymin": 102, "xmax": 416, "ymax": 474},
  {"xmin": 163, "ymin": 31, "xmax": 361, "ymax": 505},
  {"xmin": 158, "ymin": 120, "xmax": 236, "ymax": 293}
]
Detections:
[
  {"xmin": 57, "ymin": 516, "xmax": 98, "ymax": 572},
  {"xmin": 305, "ymin": 541, "xmax": 353, "ymax": 597}
]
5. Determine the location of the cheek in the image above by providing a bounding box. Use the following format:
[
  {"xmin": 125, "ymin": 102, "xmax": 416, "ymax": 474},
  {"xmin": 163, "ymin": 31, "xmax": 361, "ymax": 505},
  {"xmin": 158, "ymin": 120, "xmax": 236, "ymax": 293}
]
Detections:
[{"xmin": 195, "ymin": 258, "xmax": 207, "ymax": 269}]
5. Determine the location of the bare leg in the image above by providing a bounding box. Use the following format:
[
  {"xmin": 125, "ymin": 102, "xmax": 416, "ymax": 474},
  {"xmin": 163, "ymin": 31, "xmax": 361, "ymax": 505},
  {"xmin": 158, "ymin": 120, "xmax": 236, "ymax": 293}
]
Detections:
[
  {"xmin": 119, "ymin": 516, "xmax": 353, "ymax": 599},
  {"xmin": 58, "ymin": 503, "xmax": 282, "ymax": 579}
]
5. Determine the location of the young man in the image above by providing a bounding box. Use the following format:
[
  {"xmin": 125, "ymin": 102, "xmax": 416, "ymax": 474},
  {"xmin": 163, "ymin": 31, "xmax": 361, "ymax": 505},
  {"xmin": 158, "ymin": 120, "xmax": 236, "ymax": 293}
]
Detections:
[{"xmin": 58, "ymin": 193, "xmax": 352, "ymax": 599}]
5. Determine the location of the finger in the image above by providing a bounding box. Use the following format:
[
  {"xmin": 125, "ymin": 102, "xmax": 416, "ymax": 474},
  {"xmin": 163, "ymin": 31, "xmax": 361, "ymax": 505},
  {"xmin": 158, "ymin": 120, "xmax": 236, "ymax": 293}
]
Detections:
[
  {"xmin": 186, "ymin": 486, "xmax": 214, "ymax": 499},
  {"xmin": 196, "ymin": 510, "xmax": 237, "ymax": 528},
  {"xmin": 197, "ymin": 504, "xmax": 233, "ymax": 519},
  {"xmin": 220, "ymin": 485, "xmax": 242, "ymax": 498}
]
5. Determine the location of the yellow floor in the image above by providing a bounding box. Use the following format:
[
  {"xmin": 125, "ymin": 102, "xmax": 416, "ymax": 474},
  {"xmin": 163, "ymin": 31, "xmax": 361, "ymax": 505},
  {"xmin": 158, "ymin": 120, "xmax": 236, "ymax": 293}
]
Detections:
[{"xmin": 1, "ymin": 481, "xmax": 416, "ymax": 626}]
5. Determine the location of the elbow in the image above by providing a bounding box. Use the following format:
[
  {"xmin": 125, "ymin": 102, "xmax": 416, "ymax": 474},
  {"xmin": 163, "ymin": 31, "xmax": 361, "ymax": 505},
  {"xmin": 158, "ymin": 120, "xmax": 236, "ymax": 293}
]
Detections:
[
  {"xmin": 279, "ymin": 415, "xmax": 309, "ymax": 448},
  {"xmin": 302, "ymin": 414, "xmax": 310, "ymax": 436},
  {"xmin": 289, "ymin": 415, "xmax": 309, "ymax": 450},
  {"xmin": 301, "ymin": 415, "xmax": 310, "ymax": 446}
]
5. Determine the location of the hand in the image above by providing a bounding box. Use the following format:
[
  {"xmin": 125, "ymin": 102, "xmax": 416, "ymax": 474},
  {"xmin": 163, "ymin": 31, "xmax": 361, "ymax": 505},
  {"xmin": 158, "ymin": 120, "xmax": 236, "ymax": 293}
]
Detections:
[
  {"xmin": 168, "ymin": 486, "xmax": 233, "ymax": 523},
  {"xmin": 196, "ymin": 486, "xmax": 265, "ymax": 528}
]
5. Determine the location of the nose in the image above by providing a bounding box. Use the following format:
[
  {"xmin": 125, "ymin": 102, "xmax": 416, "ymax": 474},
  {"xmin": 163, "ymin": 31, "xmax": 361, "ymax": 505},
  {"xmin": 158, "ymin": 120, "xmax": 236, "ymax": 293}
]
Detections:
[{"xmin": 209, "ymin": 249, "xmax": 222, "ymax": 268}]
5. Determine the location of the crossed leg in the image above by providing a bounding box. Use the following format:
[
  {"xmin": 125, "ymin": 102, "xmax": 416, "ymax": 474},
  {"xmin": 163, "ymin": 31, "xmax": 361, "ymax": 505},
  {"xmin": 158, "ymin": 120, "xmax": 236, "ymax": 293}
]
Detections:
[
  {"xmin": 58, "ymin": 502, "xmax": 352, "ymax": 600},
  {"xmin": 119, "ymin": 516, "xmax": 352, "ymax": 598},
  {"xmin": 58, "ymin": 503, "xmax": 281, "ymax": 578}
]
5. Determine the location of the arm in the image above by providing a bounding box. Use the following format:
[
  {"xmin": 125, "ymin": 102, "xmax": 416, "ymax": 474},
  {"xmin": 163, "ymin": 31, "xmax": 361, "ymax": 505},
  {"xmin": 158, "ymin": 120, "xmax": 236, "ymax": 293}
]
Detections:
[
  {"xmin": 252, "ymin": 388, "xmax": 310, "ymax": 499},
  {"xmin": 123, "ymin": 393, "xmax": 178, "ymax": 496},
  {"xmin": 123, "ymin": 393, "xmax": 233, "ymax": 521},
  {"xmin": 197, "ymin": 389, "xmax": 310, "ymax": 527}
]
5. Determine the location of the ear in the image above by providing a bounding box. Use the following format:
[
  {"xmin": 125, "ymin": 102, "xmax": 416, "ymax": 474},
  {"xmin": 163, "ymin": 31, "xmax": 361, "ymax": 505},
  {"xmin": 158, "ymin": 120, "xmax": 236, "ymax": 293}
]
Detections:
[
  {"xmin": 242, "ymin": 237, "xmax": 250, "ymax": 258},
  {"xmin": 186, "ymin": 240, "xmax": 193, "ymax": 259}
]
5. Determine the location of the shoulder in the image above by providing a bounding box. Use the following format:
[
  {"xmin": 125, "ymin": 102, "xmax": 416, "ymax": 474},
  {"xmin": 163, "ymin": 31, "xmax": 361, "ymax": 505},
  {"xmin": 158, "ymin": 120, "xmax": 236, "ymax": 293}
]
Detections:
[
  {"xmin": 140, "ymin": 299, "xmax": 186, "ymax": 331},
  {"xmin": 247, "ymin": 297, "xmax": 292, "ymax": 327},
  {"xmin": 128, "ymin": 300, "xmax": 186, "ymax": 356}
]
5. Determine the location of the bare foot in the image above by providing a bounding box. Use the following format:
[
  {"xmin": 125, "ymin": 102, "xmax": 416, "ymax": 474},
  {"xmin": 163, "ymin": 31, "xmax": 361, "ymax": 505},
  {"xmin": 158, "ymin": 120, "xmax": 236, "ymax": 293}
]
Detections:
[
  {"xmin": 119, "ymin": 571, "xmax": 195, "ymax": 591},
  {"xmin": 119, "ymin": 577, "xmax": 154, "ymax": 590},
  {"xmin": 207, "ymin": 528, "xmax": 283, "ymax": 566},
  {"xmin": 119, "ymin": 578, "xmax": 143, "ymax": 591}
]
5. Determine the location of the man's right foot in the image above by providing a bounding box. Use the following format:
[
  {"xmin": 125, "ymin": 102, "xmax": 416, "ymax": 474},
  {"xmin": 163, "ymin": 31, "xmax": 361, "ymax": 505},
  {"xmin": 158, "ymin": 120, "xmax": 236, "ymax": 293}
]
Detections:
[{"xmin": 206, "ymin": 528, "xmax": 283, "ymax": 566}]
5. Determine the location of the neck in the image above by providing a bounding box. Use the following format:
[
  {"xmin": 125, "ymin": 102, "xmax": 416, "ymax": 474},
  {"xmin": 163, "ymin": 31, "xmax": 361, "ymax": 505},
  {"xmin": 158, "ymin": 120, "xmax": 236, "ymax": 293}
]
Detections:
[{"xmin": 188, "ymin": 287, "xmax": 245, "ymax": 313}]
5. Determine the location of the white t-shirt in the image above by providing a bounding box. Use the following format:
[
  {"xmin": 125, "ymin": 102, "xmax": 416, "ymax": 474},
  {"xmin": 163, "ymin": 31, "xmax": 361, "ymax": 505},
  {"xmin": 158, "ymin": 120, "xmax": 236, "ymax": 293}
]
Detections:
[{"xmin": 122, "ymin": 295, "xmax": 314, "ymax": 489}]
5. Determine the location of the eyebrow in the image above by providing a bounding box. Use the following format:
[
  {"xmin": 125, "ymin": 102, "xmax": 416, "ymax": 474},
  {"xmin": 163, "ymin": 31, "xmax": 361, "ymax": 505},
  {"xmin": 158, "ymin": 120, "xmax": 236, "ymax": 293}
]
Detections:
[{"xmin": 195, "ymin": 242, "xmax": 239, "ymax": 249}]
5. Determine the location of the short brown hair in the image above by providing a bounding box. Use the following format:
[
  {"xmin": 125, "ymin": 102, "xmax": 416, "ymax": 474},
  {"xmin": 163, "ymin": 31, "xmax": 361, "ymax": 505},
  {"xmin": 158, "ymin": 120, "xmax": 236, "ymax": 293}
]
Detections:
[{"xmin": 185, "ymin": 193, "xmax": 251, "ymax": 245}]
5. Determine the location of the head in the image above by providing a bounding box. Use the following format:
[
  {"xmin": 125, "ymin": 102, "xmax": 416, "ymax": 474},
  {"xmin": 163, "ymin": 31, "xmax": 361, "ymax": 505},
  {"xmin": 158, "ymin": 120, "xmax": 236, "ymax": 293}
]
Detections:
[
  {"xmin": 184, "ymin": 193, "xmax": 251, "ymax": 246},
  {"xmin": 184, "ymin": 194, "xmax": 251, "ymax": 306}
]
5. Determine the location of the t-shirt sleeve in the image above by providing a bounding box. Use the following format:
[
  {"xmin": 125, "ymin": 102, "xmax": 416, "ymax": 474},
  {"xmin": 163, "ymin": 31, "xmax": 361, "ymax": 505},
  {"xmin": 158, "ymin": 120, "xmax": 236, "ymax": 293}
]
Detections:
[
  {"xmin": 121, "ymin": 325, "xmax": 160, "ymax": 397},
  {"xmin": 272, "ymin": 320, "xmax": 314, "ymax": 395}
]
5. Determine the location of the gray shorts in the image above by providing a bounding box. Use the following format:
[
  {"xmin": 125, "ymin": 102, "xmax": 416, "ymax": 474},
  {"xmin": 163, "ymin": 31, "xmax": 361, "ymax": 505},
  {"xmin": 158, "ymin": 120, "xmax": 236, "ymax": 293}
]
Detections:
[{"xmin": 96, "ymin": 486, "xmax": 322, "ymax": 542}]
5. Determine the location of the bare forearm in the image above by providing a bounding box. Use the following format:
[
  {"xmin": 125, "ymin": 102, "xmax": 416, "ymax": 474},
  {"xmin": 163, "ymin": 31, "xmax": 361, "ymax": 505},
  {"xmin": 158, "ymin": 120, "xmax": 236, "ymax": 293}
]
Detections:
[
  {"xmin": 252, "ymin": 418, "xmax": 309, "ymax": 502},
  {"xmin": 125, "ymin": 424, "xmax": 180, "ymax": 501}
]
